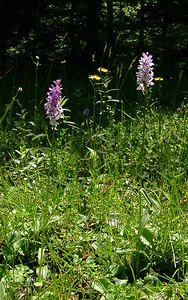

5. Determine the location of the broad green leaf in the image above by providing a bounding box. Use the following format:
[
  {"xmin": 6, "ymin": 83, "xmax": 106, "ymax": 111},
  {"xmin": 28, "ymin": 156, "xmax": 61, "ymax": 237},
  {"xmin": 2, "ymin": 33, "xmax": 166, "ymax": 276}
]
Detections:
[
  {"xmin": 141, "ymin": 227, "xmax": 154, "ymax": 248},
  {"xmin": 0, "ymin": 281, "xmax": 5, "ymax": 300},
  {"xmin": 92, "ymin": 278, "xmax": 114, "ymax": 295},
  {"xmin": 36, "ymin": 265, "xmax": 49, "ymax": 280},
  {"xmin": 38, "ymin": 247, "xmax": 45, "ymax": 265},
  {"xmin": 34, "ymin": 281, "xmax": 43, "ymax": 287}
]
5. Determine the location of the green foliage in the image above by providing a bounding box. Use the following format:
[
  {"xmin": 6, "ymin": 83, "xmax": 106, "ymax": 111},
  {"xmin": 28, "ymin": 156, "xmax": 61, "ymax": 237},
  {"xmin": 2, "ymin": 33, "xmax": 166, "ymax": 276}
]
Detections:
[
  {"xmin": 0, "ymin": 91, "xmax": 188, "ymax": 299},
  {"xmin": 1, "ymin": 0, "xmax": 187, "ymax": 70},
  {"xmin": 0, "ymin": 53, "xmax": 188, "ymax": 299}
]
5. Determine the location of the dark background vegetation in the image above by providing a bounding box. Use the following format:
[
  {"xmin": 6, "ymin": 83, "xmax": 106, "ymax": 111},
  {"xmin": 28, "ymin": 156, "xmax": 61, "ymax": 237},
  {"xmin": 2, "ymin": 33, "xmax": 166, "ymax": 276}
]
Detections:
[{"xmin": 0, "ymin": 0, "xmax": 187, "ymax": 120}]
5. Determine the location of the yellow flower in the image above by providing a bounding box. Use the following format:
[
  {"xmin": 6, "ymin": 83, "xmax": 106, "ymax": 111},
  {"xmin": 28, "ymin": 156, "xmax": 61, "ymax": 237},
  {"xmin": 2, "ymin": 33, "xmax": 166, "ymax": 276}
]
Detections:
[
  {"xmin": 155, "ymin": 77, "xmax": 163, "ymax": 81},
  {"xmin": 89, "ymin": 74, "xmax": 101, "ymax": 81},
  {"xmin": 97, "ymin": 67, "xmax": 108, "ymax": 73}
]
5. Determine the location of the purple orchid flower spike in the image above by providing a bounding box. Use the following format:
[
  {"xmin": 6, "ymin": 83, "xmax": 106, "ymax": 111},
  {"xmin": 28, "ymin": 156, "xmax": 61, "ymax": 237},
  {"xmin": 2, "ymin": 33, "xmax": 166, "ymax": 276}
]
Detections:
[
  {"xmin": 136, "ymin": 52, "xmax": 154, "ymax": 94},
  {"xmin": 44, "ymin": 79, "xmax": 64, "ymax": 128}
]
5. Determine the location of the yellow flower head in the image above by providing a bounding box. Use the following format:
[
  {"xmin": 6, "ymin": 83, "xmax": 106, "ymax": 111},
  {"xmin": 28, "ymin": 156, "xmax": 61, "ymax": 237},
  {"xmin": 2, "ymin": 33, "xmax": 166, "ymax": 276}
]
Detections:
[
  {"xmin": 89, "ymin": 74, "xmax": 101, "ymax": 81},
  {"xmin": 97, "ymin": 67, "xmax": 108, "ymax": 73},
  {"xmin": 155, "ymin": 77, "xmax": 163, "ymax": 81}
]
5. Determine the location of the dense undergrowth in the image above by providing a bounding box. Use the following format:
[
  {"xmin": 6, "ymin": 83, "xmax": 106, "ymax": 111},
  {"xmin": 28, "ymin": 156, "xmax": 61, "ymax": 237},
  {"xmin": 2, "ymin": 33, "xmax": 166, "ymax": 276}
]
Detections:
[
  {"xmin": 0, "ymin": 59, "xmax": 188, "ymax": 299},
  {"xmin": 0, "ymin": 100, "xmax": 188, "ymax": 299}
]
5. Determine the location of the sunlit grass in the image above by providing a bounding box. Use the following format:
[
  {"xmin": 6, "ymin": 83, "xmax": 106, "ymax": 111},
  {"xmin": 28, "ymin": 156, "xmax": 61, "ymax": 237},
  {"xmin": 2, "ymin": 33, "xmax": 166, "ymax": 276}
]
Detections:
[{"xmin": 0, "ymin": 77, "xmax": 188, "ymax": 299}]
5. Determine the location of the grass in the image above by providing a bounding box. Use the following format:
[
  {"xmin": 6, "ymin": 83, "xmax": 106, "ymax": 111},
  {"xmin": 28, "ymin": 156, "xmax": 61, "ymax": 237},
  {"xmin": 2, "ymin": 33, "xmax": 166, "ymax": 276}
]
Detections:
[{"xmin": 0, "ymin": 70, "xmax": 188, "ymax": 300}]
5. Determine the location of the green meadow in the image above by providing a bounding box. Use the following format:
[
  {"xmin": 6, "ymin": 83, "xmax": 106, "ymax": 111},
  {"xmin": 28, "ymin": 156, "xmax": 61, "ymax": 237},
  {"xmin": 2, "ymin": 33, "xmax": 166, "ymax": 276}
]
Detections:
[{"xmin": 0, "ymin": 62, "xmax": 188, "ymax": 300}]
